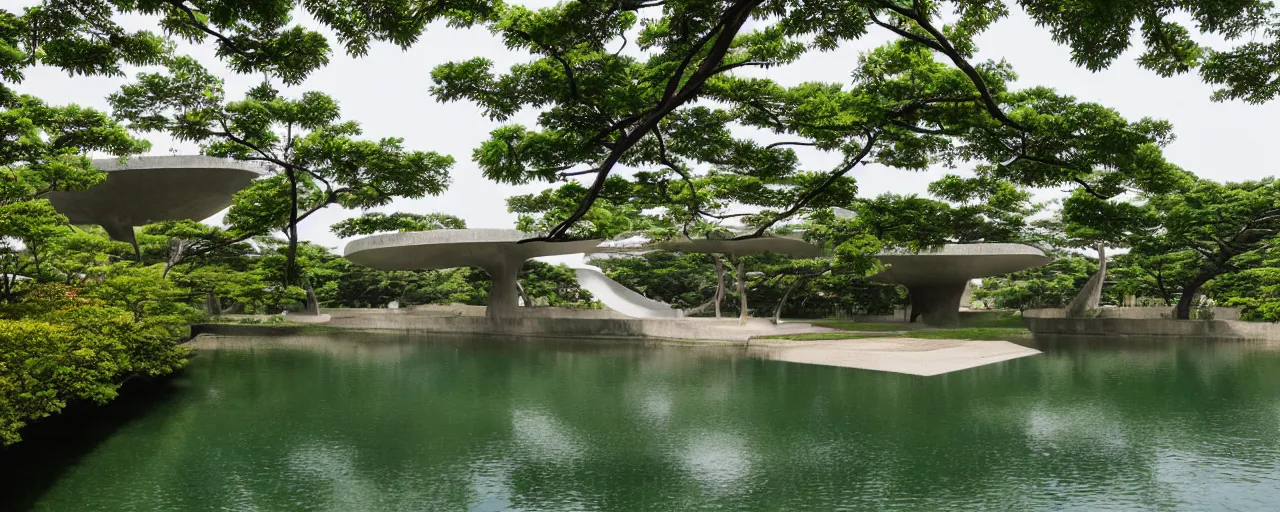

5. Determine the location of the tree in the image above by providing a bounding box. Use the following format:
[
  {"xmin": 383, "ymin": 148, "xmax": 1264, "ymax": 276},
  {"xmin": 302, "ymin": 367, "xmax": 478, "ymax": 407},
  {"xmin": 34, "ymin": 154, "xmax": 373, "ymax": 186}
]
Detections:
[
  {"xmin": 974, "ymin": 253, "xmax": 1095, "ymax": 311},
  {"xmin": 111, "ymin": 56, "xmax": 454, "ymax": 290},
  {"xmin": 331, "ymin": 212, "xmax": 466, "ymax": 238},
  {"xmin": 430, "ymin": 0, "xmax": 1204, "ymax": 241},
  {"xmin": 507, "ymin": 177, "xmax": 651, "ymax": 239},
  {"xmin": 137, "ymin": 220, "xmax": 249, "ymax": 278},
  {"xmin": 1129, "ymin": 178, "xmax": 1280, "ymax": 319}
]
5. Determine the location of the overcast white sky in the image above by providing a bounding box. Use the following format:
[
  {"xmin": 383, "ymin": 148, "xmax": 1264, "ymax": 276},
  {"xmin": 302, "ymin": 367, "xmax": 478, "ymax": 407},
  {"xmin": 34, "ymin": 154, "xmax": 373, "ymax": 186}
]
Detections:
[{"xmin": 18, "ymin": 3, "xmax": 1280, "ymax": 255}]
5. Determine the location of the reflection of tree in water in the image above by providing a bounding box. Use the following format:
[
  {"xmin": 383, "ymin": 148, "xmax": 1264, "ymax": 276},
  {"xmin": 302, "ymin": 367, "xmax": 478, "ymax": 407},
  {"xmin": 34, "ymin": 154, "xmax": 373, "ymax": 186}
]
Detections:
[{"xmin": 19, "ymin": 335, "xmax": 1280, "ymax": 510}]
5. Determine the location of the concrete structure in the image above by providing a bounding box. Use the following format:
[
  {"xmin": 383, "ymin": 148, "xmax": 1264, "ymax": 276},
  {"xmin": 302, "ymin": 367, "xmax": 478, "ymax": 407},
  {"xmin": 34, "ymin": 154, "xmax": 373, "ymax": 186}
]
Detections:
[
  {"xmin": 580, "ymin": 235, "xmax": 823, "ymax": 319},
  {"xmin": 197, "ymin": 308, "xmax": 1043, "ymax": 376},
  {"xmin": 1023, "ymin": 308, "xmax": 1280, "ymax": 340},
  {"xmin": 45, "ymin": 155, "xmax": 263, "ymax": 245},
  {"xmin": 874, "ymin": 243, "xmax": 1050, "ymax": 326},
  {"xmin": 1026, "ymin": 307, "xmax": 1242, "ymax": 321},
  {"xmin": 1065, "ymin": 246, "xmax": 1106, "ymax": 317},
  {"xmin": 344, "ymin": 229, "xmax": 602, "ymax": 318},
  {"xmin": 570, "ymin": 266, "xmax": 683, "ymax": 318},
  {"xmin": 751, "ymin": 338, "xmax": 1040, "ymax": 376}
]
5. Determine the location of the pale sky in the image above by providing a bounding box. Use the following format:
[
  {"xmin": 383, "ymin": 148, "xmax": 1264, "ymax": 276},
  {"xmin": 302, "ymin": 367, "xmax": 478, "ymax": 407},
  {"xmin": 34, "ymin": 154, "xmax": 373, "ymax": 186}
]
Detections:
[{"xmin": 17, "ymin": 4, "xmax": 1280, "ymax": 255}]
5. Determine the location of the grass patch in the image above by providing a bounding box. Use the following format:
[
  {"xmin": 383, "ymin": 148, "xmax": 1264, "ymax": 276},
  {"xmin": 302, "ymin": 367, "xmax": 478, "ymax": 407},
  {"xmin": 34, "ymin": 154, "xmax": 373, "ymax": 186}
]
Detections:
[
  {"xmin": 758, "ymin": 327, "xmax": 1030, "ymax": 342},
  {"xmin": 807, "ymin": 320, "xmax": 917, "ymax": 331},
  {"xmin": 760, "ymin": 332, "xmax": 897, "ymax": 341}
]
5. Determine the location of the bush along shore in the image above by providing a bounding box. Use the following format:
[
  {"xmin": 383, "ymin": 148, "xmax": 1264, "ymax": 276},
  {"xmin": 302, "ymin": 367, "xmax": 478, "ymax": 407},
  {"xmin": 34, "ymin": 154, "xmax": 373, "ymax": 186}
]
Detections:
[{"xmin": 1, "ymin": 278, "xmax": 194, "ymax": 445}]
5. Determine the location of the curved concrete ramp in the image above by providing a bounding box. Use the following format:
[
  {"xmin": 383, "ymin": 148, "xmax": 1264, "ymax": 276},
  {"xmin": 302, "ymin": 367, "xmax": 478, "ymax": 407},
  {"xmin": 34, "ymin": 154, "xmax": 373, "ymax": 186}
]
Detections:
[{"xmin": 572, "ymin": 266, "xmax": 681, "ymax": 319}]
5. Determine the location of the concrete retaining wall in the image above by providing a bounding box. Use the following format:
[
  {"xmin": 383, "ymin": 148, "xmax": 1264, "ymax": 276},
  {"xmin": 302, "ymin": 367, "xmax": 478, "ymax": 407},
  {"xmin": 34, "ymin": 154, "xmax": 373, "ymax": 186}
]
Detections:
[
  {"xmin": 1025, "ymin": 307, "xmax": 1241, "ymax": 321},
  {"xmin": 332, "ymin": 305, "xmax": 631, "ymax": 320},
  {"xmin": 1024, "ymin": 316, "xmax": 1280, "ymax": 340},
  {"xmin": 322, "ymin": 309, "xmax": 820, "ymax": 342},
  {"xmin": 190, "ymin": 324, "xmax": 312, "ymax": 337}
]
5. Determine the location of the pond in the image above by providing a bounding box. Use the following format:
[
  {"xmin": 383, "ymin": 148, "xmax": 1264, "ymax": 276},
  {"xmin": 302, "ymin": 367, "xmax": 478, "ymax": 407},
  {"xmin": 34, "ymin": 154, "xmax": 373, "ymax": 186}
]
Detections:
[{"xmin": 3, "ymin": 334, "xmax": 1280, "ymax": 511}]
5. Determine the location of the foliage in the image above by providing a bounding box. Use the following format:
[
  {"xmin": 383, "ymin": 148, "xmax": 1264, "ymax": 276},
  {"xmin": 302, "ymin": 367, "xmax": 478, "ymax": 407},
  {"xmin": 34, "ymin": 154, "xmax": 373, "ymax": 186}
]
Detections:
[
  {"xmin": 110, "ymin": 56, "xmax": 455, "ymax": 284},
  {"xmin": 974, "ymin": 253, "xmax": 1096, "ymax": 311},
  {"xmin": 429, "ymin": 0, "xmax": 1223, "ymax": 240},
  {"xmin": 0, "ymin": 282, "xmax": 190, "ymax": 445},
  {"xmin": 508, "ymin": 177, "xmax": 652, "ymax": 239},
  {"xmin": 595, "ymin": 252, "xmax": 721, "ymax": 311},
  {"xmin": 1128, "ymin": 178, "xmax": 1280, "ymax": 319},
  {"xmin": 331, "ymin": 212, "xmax": 466, "ymax": 238}
]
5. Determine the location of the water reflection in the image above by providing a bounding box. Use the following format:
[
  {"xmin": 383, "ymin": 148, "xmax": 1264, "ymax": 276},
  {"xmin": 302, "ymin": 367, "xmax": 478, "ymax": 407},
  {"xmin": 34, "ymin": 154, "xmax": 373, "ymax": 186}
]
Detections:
[{"xmin": 3, "ymin": 333, "xmax": 1279, "ymax": 511}]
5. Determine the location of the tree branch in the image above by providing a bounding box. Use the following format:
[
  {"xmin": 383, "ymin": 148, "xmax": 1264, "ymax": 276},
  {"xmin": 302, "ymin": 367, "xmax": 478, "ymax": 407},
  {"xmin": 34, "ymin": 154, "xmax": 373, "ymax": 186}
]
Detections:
[
  {"xmin": 740, "ymin": 132, "xmax": 880, "ymax": 238},
  {"xmin": 531, "ymin": 0, "xmax": 764, "ymax": 242}
]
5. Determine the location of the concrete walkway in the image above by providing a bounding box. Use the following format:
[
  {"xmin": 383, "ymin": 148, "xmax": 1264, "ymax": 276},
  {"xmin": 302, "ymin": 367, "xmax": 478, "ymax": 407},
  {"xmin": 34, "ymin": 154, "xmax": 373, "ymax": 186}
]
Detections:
[{"xmin": 749, "ymin": 338, "xmax": 1041, "ymax": 376}]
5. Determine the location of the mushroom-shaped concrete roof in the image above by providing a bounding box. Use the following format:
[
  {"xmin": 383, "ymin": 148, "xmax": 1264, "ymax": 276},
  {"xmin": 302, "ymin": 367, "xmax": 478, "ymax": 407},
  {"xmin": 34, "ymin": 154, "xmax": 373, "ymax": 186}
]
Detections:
[
  {"xmin": 344, "ymin": 229, "xmax": 603, "ymax": 270},
  {"xmin": 872, "ymin": 243, "xmax": 1050, "ymax": 326},
  {"xmin": 344, "ymin": 229, "xmax": 603, "ymax": 318},
  {"xmin": 654, "ymin": 236, "xmax": 823, "ymax": 258},
  {"xmin": 873, "ymin": 243, "xmax": 1049, "ymax": 284},
  {"xmin": 45, "ymin": 155, "xmax": 264, "ymax": 243}
]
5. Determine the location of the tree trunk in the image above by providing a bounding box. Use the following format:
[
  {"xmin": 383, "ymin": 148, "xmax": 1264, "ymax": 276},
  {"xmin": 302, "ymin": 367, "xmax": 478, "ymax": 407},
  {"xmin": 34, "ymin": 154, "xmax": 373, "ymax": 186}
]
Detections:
[
  {"xmin": 735, "ymin": 259, "xmax": 748, "ymax": 325},
  {"xmin": 285, "ymin": 169, "xmax": 299, "ymax": 287},
  {"xmin": 302, "ymin": 274, "xmax": 319, "ymax": 315},
  {"xmin": 1174, "ymin": 274, "xmax": 1213, "ymax": 320},
  {"xmin": 205, "ymin": 291, "xmax": 222, "ymax": 316},
  {"xmin": 516, "ymin": 281, "xmax": 532, "ymax": 307},
  {"xmin": 713, "ymin": 256, "xmax": 725, "ymax": 318},
  {"xmin": 773, "ymin": 276, "xmax": 805, "ymax": 324},
  {"xmin": 682, "ymin": 297, "xmax": 718, "ymax": 316}
]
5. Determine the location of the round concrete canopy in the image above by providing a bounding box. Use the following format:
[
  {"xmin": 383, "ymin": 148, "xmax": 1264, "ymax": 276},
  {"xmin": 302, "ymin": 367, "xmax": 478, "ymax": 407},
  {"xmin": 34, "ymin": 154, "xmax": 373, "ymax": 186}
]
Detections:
[
  {"xmin": 874, "ymin": 243, "xmax": 1050, "ymax": 285},
  {"xmin": 45, "ymin": 155, "xmax": 263, "ymax": 238},
  {"xmin": 344, "ymin": 229, "xmax": 604, "ymax": 271},
  {"xmin": 655, "ymin": 236, "xmax": 822, "ymax": 258}
]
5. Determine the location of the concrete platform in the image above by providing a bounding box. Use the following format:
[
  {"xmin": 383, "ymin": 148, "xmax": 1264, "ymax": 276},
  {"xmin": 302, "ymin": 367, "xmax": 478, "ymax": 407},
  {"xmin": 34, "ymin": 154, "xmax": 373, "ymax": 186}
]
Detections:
[
  {"xmin": 750, "ymin": 338, "xmax": 1041, "ymax": 376},
  {"xmin": 45, "ymin": 155, "xmax": 263, "ymax": 244}
]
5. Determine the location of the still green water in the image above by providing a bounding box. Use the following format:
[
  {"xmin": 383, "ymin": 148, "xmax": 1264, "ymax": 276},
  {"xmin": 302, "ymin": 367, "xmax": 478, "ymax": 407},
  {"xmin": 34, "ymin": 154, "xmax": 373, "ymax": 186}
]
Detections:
[{"xmin": 4, "ymin": 334, "xmax": 1280, "ymax": 511}]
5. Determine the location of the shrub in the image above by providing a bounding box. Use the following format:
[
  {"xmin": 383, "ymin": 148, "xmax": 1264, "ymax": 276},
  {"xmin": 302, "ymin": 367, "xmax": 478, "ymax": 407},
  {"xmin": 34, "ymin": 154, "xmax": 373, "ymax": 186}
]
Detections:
[{"xmin": 0, "ymin": 284, "xmax": 189, "ymax": 444}]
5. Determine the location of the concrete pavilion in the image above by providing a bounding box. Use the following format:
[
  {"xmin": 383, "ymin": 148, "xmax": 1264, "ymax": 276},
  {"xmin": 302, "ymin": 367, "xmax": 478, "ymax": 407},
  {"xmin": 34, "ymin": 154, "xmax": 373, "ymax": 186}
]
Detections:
[
  {"xmin": 45, "ymin": 155, "xmax": 263, "ymax": 247},
  {"xmin": 874, "ymin": 243, "xmax": 1050, "ymax": 326},
  {"xmin": 344, "ymin": 229, "xmax": 603, "ymax": 318}
]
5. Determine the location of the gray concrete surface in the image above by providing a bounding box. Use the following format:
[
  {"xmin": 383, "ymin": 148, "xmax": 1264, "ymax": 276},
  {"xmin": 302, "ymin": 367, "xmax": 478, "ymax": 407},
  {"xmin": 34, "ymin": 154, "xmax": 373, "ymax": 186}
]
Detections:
[
  {"xmin": 45, "ymin": 155, "xmax": 264, "ymax": 244},
  {"xmin": 1024, "ymin": 308, "xmax": 1278, "ymax": 339},
  {"xmin": 322, "ymin": 307, "xmax": 828, "ymax": 341},
  {"xmin": 1026, "ymin": 307, "xmax": 1242, "ymax": 321},
  {"xmin": 750, "ymin": 338, "xmax": 1041, "ymax": 376},
  {"xmin": 874, "ymin": 243, "xmax": 1050, "ymax": 326},
  {"xmin": 1065, "ymin": 246, "xmax": 1106, "ymax": 317},
  {"xmin": 343, "ymin": 229, "xmax": 603, "ymax": 318}
]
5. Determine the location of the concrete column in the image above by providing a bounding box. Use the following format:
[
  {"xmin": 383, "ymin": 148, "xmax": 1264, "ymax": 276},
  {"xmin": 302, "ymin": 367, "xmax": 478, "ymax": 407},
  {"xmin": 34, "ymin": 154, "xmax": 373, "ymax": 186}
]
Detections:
[
  {"xmin": 1066, "ymin": 245, "xmax": 1107, "ymax": 318},
  {"xmin": 101, "ymin": 221, "xmax": 140, "ymax": 260},
  {"xmin": 907, "ymin": 281, "xmax": 968, "ymax": 326},
  {"xmin": 484, "ymin": 261, "xmax": 522, "ymax": 318}
]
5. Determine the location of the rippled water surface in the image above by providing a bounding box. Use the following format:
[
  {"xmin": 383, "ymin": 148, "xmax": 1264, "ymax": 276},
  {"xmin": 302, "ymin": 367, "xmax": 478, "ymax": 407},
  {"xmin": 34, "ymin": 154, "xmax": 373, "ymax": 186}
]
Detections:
[{"xmin": 4, "ymin": 334, "xmax": 1280, "ymax": 511}]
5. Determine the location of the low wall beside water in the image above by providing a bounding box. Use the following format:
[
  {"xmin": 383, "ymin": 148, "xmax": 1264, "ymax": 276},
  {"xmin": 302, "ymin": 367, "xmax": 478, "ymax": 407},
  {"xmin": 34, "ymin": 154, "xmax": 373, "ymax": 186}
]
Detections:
[
  {"xmin": 318, "ymin": 308, "xmax": 822, "ymax": 343},
  {"xmin": 1023, "ymin": 313, "xmax": 1280, "ymax": 341}
]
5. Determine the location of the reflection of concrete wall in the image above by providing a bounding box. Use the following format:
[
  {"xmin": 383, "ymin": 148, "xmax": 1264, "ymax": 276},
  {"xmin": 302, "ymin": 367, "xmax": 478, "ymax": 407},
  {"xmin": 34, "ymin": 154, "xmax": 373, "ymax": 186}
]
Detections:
[
  {"xmin": 321, "ymin": 309, "xmax": 818, "ymax": 342},
  {"xmin": 1024, "ymin": 316, "xmax": 1280, "ymax": 340},
  {"xmin": 1026, "ymin": 307, "xmax": 1241, "ymax": 321},
  {"xmin": 341, "ymin": 305, "xmax": 632, "ymax": 320}
]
